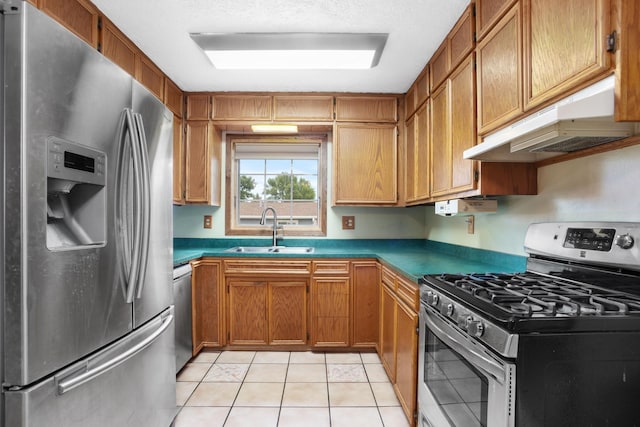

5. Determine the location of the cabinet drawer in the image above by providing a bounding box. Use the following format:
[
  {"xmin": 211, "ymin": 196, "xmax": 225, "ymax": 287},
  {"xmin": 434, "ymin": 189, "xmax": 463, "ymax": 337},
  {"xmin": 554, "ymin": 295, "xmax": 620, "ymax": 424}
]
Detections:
[
  {"xmin": 312, "ymin": 260, "xmax": 350, "ymax": 275},
  {"xmin": 396, "ymin": 277, "xmax": 420, "ymax": 312},
  {"xmin": 224, "ymin": 259, "xmax": 311, "ymax": 275}
]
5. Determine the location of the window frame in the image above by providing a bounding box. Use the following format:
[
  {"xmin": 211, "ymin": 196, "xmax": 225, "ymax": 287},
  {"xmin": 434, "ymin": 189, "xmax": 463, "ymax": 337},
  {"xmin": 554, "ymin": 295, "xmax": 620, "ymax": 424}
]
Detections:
[{"xmin": 225, "ymin": 134, "xmax": 328, "ymax": 237}]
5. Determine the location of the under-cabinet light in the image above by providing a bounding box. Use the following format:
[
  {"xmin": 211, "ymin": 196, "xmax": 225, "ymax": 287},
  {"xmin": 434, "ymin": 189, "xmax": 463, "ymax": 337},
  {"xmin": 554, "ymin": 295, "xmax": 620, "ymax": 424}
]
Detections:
[
  {"xmin": 251, "ymin": 124, "xmax": 299, "ymax": 133},
  {"xmin": 190, "ymin": 33, "xmax": 388, "ymax": 70}
]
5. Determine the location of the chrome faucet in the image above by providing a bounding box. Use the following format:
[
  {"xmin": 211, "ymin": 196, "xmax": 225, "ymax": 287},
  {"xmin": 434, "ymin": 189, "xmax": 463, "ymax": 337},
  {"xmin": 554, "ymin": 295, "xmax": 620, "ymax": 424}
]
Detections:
[{"xmin": 260, "ymin": 207, "xmax": 281, "ymax": 247}]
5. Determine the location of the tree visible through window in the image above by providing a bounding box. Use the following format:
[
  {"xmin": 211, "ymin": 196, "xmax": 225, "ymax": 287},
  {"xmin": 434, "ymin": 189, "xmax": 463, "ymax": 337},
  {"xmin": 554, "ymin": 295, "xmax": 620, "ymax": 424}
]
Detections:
[{"xmin": 230, "ymin": 140, "xmax": 324, "ymax": 233}]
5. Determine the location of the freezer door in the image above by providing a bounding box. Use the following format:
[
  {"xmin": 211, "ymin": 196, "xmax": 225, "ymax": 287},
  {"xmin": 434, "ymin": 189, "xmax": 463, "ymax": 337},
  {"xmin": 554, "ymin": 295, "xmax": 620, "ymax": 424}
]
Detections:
[
  {"xmin": 2, "ymin": 4, "xmax": 134, "ymax": 385},
  {"xmin": 131, "ymin": 81, "xmax": 174, "ymax": 327},
  {"xmin": 4, "ymin": 307, "xmax": 177, "ymax": 427}
]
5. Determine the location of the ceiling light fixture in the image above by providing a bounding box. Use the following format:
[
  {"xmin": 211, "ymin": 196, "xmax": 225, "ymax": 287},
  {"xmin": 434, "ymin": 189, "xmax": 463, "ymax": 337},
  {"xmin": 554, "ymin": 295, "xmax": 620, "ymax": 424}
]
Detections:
[
  {"xmin": 251, "ymin": 124, "xmax": 299, "ymax": 133},
  {"xmin": 190, "ymin": 32, "xmax": 388, "ymax": 70}
]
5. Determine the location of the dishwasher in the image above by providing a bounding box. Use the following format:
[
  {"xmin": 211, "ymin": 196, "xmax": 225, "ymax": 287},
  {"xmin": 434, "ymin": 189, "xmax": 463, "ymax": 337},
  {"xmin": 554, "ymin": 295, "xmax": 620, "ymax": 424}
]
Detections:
[{"xmin": 173, "ymin": 263, "xmax": 193, "ymax": 373}]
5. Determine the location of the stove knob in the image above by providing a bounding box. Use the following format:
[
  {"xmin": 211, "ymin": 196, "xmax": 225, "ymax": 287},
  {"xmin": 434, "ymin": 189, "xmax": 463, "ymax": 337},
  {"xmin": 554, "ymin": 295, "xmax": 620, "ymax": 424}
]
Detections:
[
  {"xmin": 467, "ymin": 320, "xmax": 485, "ymax": 338},
  {"xmin": 615, "ymin": 234, "xmax": 635, "ymax": 249},
  {"xmin": 428, "ymin": 293, "xmax": 439, "ymax": 306},
  {"xmin": 445, "ymin": 303, "xmax": 455, "ymax": 317}
]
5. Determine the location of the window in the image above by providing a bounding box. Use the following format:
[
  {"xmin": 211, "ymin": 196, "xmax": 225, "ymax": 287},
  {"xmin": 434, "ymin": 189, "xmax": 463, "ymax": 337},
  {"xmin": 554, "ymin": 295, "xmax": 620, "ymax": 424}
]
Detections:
[{"xmin": 226, "ymin": 135, "xmax": 327, "ymax": 236}]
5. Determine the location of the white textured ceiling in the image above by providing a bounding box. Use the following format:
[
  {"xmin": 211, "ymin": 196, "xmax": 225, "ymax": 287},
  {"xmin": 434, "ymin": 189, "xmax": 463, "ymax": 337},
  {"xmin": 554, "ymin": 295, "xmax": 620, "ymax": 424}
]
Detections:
[{"xmin": 91, "ymin": 0, "xmax": 469, "ymax": 93}]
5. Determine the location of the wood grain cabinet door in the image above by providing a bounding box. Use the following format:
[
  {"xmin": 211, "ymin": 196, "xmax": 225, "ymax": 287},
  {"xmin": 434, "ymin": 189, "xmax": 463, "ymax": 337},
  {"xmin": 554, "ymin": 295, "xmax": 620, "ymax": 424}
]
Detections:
[
  {"xmin": 333, "ymin": 124, "xmax": 398, "ymax": 205},
  {"xmin": 172, "ymin": 116, "xmax": 184, "ymax": 204},
  {"xmin": 191, "ymin": 260, "xmax": 223, "ymax": 352},
  {"xmin": 351, "ymin": 262, "xmax": 380, "ymax": 348},
  {"xmin": 184, "ymin": 121, "xmax": 211, "ymax": 204},
  {"xmin": 395, "ymin": 299, "xmax": 418, "ymax": 423},
  {"xmin": 269, "ymin": 281, "xmax": 308, "ymax": 345},
  {"xmin": 311, "ymin": 277, "xmax": 350, "ymax": 347},
  {"xmin": 227, "ymin": 280, "xmax": 268, "ymax": 345},
  {"xmin": 476, "ymin": 2, "xmax": 523, "ymax": 135},
  {"xmin": 39, "ymin": 0, "xmax": 99, "ymax": 48},
  {"xmin": 380, "ymin": 282, "xmax": 397, "ymax": 383},
  {"xmin": 523, "ymin": 0, "xmax": 611, "ymax": 110}
]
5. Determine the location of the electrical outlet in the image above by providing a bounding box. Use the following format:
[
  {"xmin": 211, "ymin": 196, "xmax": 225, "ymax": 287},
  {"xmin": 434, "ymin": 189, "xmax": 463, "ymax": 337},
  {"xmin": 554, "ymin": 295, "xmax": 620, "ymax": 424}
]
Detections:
[
  {"xmin": 203, "ymin": 215, "xmax": 213, "ymax": 229},
  {"xmin": 342, "ymin": 216, "xmax": 355, "ymax": 230}
]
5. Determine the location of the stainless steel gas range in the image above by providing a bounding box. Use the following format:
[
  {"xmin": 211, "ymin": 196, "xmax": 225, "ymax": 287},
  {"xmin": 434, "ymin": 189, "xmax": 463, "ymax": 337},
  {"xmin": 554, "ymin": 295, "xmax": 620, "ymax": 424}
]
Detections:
[{"xmin": 418, "ymin": 222, "xmax": 640, "ymax": 427}]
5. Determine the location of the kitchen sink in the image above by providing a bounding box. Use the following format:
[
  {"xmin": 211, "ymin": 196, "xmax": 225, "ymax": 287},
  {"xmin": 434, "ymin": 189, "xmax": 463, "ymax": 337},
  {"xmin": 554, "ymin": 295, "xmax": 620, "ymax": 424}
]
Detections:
[{"xmin": 225, "ymin": 246, "xmax": 314, "ymax": 254}]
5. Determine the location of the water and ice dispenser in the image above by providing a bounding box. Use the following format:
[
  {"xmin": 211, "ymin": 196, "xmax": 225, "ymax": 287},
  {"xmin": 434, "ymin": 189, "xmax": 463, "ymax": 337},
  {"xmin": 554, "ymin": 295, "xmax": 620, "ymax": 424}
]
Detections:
[{"xmin": 46, "ymin": 137, "xmax": 106, "ymax": 250}]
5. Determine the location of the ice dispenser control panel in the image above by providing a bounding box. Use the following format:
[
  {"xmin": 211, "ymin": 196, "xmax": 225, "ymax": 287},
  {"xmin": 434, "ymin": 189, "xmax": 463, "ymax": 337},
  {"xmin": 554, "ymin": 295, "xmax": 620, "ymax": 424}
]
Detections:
[{"xmin": 47, "ymin": 137, "xmax": 105, "ymax": 186}]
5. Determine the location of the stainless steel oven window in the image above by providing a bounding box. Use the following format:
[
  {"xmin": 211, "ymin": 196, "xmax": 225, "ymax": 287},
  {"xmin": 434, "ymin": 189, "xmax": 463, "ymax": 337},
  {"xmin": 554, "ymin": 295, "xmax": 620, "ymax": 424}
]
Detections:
[{"xmin": 424, "ymin": 331, "xmax": 489, "ymax": 427}]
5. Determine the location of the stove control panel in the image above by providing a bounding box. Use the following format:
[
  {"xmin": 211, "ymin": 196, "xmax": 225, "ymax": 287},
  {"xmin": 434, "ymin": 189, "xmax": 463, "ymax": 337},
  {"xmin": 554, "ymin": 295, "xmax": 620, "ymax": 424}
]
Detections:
[{"xmin": 525, "ymin": 222, "xmax": 640, "ymax": 271}]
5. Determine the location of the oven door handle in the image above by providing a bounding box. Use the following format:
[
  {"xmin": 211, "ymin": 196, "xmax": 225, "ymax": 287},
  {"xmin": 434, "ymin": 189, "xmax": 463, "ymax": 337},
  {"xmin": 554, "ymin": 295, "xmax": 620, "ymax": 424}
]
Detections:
[{"xmin": 423, "ymin": 307, "xmax": 507, "ymax": 383}]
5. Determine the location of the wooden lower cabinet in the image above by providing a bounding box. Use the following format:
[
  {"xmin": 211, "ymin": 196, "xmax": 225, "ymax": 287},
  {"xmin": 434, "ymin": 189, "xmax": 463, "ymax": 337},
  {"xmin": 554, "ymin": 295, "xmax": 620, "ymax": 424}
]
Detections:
[
  {"xmin": 379, "ymin": 266, "xmax": 419, "ymax": 426},
  {"xmin": 395, "ymin": 298, "xmax": 419, "ymax": 424},
  {"xmin": 380, "ymin": 282, "xmax": 397, "ymax": 383},
  {"xmin": 227, "ymin": 279, "xmax": 308, "ymax": 346},
  {"xmin": 311, "ymin": 277, "xmax": 350, "ymax": 347},
  {"xmin": 191, "ymin": 259, "xmax": 224, "ymax": 353},
  {"xmin": 351, "ymin": 261, "xmax": 380, "ymax": 348}
]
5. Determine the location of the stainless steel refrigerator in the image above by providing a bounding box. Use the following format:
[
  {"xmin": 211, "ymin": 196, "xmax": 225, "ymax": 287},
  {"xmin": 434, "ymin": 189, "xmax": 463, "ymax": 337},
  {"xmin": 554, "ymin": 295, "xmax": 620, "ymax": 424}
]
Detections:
[{"xmin": 1, "ymin": 2, "xmax": 176, "ymax": 426}]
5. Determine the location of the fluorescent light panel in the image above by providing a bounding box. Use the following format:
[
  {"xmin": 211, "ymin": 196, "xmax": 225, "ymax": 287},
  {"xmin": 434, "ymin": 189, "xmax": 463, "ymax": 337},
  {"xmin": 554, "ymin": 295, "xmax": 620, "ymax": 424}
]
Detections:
[{"xmin": 190, "ymin": 32, "xmax": 388, "ymax": 70}]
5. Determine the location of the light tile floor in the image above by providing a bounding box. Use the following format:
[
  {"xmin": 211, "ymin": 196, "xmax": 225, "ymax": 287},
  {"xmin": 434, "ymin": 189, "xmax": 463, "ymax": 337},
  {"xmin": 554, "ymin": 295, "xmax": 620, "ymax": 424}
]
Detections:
[{"xmin": 175, "ymin": 350, "xmax": 411, "ymax": 427}]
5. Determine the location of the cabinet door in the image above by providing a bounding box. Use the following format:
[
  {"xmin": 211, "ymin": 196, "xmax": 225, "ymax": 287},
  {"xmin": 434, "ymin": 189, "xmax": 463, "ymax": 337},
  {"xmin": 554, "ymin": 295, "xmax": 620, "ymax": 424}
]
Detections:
[
  {"xmin": 212, "ymin": 95, "xmax": 272, "ymax": 120},
  {"xmin": 100, "ymin": 18, "xmax": 137, "ymax": 77},
  {"xmin": 414, "ymin": 102, "xmax": 431, "ymax": 201},
  {"xmin": 404, "ymin": 114, "xmax": 417, "ymax": 203},
  {"xmin": 172, "ymin": 115, "xmax": 184, "ymax": 204},
  {"xmin": 164, "ymin": 78, "xmax": 183, "ymax": 117},
  {"xmin": 380, "ymin": 283, "xmax": 397, "ymax": 382},
  {"xmin": 477, "ymin": 2, "xmax": 523, "ymax": 135},
  {"xmin": 136, "ymin": 55, "xmax": 165, "ymax": 101},
  {"xmin": 615, "ymin": 0, "xmax": 640, "ymax": 121},
  {"xmin": 184, "ymin": 121, "xmax": 210, "ymax": 203},
  {"xmin": 476, "ymin": 0, "xmax": 518, "ymax": 41},
  {"xmin": 449, "ymin": 55, "xmax": 477, "ymax": 193},
  {"xmin": 430, "ymin": 82, "xmax": 450, "ymax": 197},
  {"xmin": 395, "ymin": 299, "xmax": 418, "ymax": 425},
  {"xmin": 311, "ymin": 277, "xmax": 350, "ymax": 347},
  {"xmin": 273, "ymin": 95, "xmax": 334, "ymax": 121},
  {"xmin": 269, "ymin": 281, "xmax": 308, "ymax": 345},
  {"xmin": 334, "ymin": 124, "xmax": 398, "ymax": 205},
  {"xmin": 191, "ymin": 260, "xmax": 223, "ymax": 352},
  {"xmin": 523, "ymin": 0, "xmax": 611, "ymax": 110},
  {"xmin": 227, "ymin": 280, "xmax": 268, "ymax": 345},
  {"xmin": 186, "ymin": 95, "xmax": 211, "ymax": 120},
  {"xmin": 335, "ymin": 96, "xmax": 398, "ymax": 122},
  {"xmin": 351, "ymin": 262, "xmax": 380, "ymax": 348},
  {"xmin": 39, "ymin": 0, "xmax": 99, "ymax": 48}
]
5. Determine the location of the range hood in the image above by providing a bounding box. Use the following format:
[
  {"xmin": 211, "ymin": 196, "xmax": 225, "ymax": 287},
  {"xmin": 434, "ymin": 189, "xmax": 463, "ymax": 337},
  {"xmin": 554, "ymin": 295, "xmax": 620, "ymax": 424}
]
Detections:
[{"xmin": 464, "ymin": 75, "xmax": 637, "ymax": 162}]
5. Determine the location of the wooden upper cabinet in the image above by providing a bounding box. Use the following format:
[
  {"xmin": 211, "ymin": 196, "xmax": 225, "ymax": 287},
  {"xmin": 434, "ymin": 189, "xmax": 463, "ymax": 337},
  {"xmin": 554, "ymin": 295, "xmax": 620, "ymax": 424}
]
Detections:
[
  {"xmin": 136, "ymin": 54, "xmax": 164, "ymax": 101},
  {"xmin": 172, "ymin": 115, "xmax": 184, "ymax": 204},
  {"xmin": 406, "ymin": 67, "xmax": 429, "ymax": 119},
  {"xmin": 414, "ymin": 102, "xmax": 431, "ymax": 202},
  {"xmin": 405, "ymin": 86, "xmax": 417, "ymax": 120},
  {"xmin": 212, "ymin": 95, "xmax": 272, "ymax": 120},
  {"xmin": 430, "ymin": 83, "xmax": 450, "ymax": 197},
  {"xmin": 335, "ymin": 96, "xmax": 398, "ymax": 122},
  {"xmin": 333, "ymin": 123, "xmax": 398, "ymax": 205},
  {"xmin": 404, "ymin": 114, "xmax": 417, "ymax": 202},
  {"xmin": 186, "ymin": 95, "xmax": 211, "ymax": 120},
  {"xmin": 430, "ymin": 4, "xmax": 475, "ymax": 91},
  {"xmin": 100, "ymin": 17, "xmax": 137, "ymax": 76},
  {"xmin": 184, "ymin": 121, "xmax": 211, "ymax": 203},
  {"xmin": 164, "ymin": 78, "xmax": 184, "ymax": 117},
  {"xmin": 477, "ymin": 2, "xmax": 523, "ymax": 135},
  {"xmin": 273, "ymin": 95, "xmax": 334, "ymax": 121},
  {"xmin": 39, "ymin": 0, "xmax": 99, "ymax": 48},
  {"xmin": 615, "ymin": 0, "xmax": 640, "ymax": 121},
  {"xmin": 523, "ymin": 0, "xmax": 612, "ymax": 110},
  {"xmin": 476, "ymin": 0, "xmax": 518, "ymax": 41},
  {"xmin": 449, "ymin": 55, "xmax": 476, "ymax": 193}
]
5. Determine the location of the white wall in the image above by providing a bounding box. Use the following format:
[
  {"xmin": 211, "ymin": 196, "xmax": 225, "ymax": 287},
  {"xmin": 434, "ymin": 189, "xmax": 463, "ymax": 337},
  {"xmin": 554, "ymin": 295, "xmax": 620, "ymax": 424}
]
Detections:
[
  {"xmin": 425, "ymin": 144, "xmax": 640, "ymax": 255},
  {"xmin": 173, "ymin": 133, "xmax": 429, "ymax": 239}
]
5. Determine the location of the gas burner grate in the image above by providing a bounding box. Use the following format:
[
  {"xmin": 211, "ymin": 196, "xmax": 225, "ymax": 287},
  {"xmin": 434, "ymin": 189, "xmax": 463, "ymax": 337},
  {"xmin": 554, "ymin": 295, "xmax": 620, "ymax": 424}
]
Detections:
[{"xmin": 434, "ymin": 272, "xmax": 640, "ymax": 318}]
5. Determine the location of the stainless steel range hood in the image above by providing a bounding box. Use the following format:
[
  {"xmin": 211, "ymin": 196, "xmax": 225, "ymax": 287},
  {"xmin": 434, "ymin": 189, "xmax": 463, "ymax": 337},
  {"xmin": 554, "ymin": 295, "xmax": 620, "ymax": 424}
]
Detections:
[{"xmin": 464, "ymin": 75, "xmax": 637, "ymax": 162}]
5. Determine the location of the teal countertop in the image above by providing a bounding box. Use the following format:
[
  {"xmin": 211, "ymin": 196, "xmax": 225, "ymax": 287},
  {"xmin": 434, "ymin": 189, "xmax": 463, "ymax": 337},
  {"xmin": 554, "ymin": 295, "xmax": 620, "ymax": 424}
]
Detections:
[{"xmin": 174, "ymin": 238, "xmax": 527, "ymax": 282}]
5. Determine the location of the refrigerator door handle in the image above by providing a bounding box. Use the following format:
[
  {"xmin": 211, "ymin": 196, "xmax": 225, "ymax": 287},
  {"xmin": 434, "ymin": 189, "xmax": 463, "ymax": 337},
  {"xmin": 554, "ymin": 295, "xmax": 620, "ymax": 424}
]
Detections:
[
  {"xmin": 133, "ymin": 113, "xmax": 151, "ymax": 299},
  {"xmin": 115, "ymin": 108, "xmax": 144, "ymax": 303},
  {"xmin": 56, "ymin": 313, "xmax": 174, "ymax": 395}
]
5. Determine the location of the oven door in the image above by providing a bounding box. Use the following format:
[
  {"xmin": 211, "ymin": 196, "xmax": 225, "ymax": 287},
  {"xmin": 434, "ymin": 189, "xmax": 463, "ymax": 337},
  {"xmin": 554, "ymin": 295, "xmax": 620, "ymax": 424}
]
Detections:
[{"xmin": 418, "ymin": 304, "xmax": 516, "ymax": 427}]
